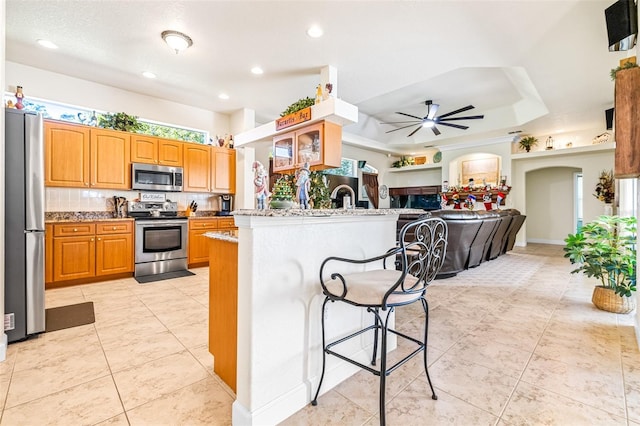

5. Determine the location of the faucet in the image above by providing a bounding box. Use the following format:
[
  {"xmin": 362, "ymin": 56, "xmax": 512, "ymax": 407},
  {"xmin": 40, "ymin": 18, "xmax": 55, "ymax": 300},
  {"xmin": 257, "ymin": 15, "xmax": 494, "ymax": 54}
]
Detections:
[{"xmin": 330, "ymin": 184, "xmax": 356, "ymax": 209}]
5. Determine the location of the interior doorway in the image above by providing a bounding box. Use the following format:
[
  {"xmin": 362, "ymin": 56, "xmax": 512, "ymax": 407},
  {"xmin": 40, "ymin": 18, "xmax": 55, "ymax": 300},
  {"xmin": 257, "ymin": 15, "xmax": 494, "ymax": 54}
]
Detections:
[{"xmin": 575, "ymin": 172, "xmax": 583, "ymax": 232}]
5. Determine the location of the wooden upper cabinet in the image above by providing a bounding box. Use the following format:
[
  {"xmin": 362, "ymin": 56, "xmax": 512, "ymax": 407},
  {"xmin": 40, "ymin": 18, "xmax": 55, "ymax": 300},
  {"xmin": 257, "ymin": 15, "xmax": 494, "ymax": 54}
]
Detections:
[
  {"xmin": 158, "ymin": 139, "xmax": 183, "ymax": 166},
  {"xmin": 272, "ymin": 120, "xmax": 342, "ymax": 173},
  {"xmin": 90, "ymin": 128, "xmax": 131, "ymax": 189},
  {"xmin": 130, "ymin": 135, "xmax": 158, "ymax": 164},
  {"xmin": 614, "ymin": 67, "xmax": 640, "ymax": 178},
  {"xmin": 45, "ymin": 121, "xmax": 91, "ymax": 187},
  {"xmin": 211, "ymin": 147, "xmax": 236, "ymax": 194},
  {"xmin": 131, "ymin": 135, "xmax": 183, "ymax": 167},
  {"xmin": 183, "ymin": 143, "xmax": 211, "ymax": 192}
]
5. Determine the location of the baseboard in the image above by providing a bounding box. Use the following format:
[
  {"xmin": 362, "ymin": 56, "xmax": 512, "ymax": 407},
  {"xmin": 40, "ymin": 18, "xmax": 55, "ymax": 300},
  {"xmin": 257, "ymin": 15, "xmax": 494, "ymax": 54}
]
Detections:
[{"xmin": 526, "ymin": 238, "xmax": 565, "ymax": 245}]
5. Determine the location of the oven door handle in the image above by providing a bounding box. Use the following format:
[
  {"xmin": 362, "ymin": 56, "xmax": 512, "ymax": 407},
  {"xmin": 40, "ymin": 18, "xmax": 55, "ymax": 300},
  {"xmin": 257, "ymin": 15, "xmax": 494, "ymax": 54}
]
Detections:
[{"xmin": 136, "ymin": 220, "xmax": 188, "ymax": 227}]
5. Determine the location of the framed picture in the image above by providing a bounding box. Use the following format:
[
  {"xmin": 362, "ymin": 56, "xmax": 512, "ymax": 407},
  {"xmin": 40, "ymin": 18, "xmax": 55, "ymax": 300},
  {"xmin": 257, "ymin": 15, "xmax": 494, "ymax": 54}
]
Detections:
[{"xmin": 462, "ymin": 158, "xmax": 499, "ymax": 185}]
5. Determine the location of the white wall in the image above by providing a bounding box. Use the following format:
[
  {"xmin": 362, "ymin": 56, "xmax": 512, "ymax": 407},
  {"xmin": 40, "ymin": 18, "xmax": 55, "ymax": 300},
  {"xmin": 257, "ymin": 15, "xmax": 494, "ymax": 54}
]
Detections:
[
  {"xmin": 525, "ymin": 167, "xmax": 580, "ymax": 244},
  {"xmin": 511, "ymin": 147, "xmax": 615, "ymax": 245},
  {"xmin": 5, "ymin": 62, "xmax": 230, "ymax": 138}
]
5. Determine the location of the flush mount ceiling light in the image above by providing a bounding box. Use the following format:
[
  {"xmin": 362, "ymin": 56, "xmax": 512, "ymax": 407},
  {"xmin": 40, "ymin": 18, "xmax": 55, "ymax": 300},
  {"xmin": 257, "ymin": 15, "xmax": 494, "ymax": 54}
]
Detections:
[
  {"xmin": 142, "ymin": 71, "xmax": 156, "ymax": 79},
  {"xmin": 306, "ymin": 25, "xmax": 324, "ymax": 38},
  {"xmin": 161, "ymin": 30, "xmax": 193, "ymax": 54},
  {"xmin": 251, "ymin": 66, "xmax": 264, "ymax": 75},
  {"xmin": 37, "ymin": 39, "xmax": 58, "ymax": 49},
  {"xmin": 218, "ymin": 93, "xmax": 229, "ymax": 100}
]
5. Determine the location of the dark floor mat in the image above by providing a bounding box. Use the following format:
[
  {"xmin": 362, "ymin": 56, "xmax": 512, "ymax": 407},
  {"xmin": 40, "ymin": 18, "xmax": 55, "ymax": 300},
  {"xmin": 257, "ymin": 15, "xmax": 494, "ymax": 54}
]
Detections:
[
  {"xmin": 135, "ymin": 270, "xmax": 195, "ymax": 284},
  {"xmin": 45, "ymin": 302, "xmax": 95, "ymax": 333}
]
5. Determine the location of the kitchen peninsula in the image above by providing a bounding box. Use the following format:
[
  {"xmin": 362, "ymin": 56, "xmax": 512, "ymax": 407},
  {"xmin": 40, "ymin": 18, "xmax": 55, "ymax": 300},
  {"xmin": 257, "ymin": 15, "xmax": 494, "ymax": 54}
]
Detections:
[{"xmin": 205, "ymin": 208, "xmax": 423, "ymax": 425}]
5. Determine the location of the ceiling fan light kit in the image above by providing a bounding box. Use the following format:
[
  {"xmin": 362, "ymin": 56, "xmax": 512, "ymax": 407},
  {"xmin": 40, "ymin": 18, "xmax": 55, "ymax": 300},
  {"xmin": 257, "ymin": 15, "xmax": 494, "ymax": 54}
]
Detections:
[{"xmin": 381, "ymin": 99, "xmax": 484, "ymax": 137}]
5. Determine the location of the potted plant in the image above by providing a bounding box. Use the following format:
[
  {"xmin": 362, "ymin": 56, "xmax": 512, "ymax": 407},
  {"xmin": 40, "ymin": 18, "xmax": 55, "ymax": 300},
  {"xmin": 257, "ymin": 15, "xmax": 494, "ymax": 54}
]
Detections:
[
  {"xmin": 564, "ymin": 215, "xmax": 637, "ymax": 313},
  {"xmin": 518, "ymin": 136, "xmax": 538, "ymax": 152},
  {"xmin": 98, "ymin": 112, "xmax": 143, "ymax": 132}
]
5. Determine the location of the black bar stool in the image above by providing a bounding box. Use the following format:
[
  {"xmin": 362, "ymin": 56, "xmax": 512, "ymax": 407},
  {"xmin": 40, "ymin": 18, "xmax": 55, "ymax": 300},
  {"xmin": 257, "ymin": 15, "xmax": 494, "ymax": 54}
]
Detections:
[{"xmin": 312, "ymin": 216, "xmax": 448, "ymax": 425}]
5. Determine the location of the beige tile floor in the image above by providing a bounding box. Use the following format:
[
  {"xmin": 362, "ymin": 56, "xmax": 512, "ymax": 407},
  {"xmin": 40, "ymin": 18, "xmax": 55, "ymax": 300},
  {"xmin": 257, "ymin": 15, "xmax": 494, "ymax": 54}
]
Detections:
[{"xmin": 0, "ymin": 243, "xmax": 638, "ymax": 425}]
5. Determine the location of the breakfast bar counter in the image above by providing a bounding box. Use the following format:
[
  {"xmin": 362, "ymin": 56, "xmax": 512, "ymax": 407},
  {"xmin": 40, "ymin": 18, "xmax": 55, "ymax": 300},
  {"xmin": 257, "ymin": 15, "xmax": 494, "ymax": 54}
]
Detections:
[{"xmin": 206, "ymin": 209, "xmax": 420, "ymax": 425}]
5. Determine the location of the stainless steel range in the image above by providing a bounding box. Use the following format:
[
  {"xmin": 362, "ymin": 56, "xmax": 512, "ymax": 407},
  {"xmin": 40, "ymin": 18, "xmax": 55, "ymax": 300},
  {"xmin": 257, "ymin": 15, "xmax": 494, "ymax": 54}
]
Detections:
[{"xmin": 128, "ymin": 201, "xmax": 188, "ymax": 277}]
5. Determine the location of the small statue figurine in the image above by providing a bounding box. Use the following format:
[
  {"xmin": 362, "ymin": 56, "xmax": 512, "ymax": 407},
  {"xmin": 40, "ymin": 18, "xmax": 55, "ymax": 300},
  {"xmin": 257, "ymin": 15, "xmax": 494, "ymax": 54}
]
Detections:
[
  {"xmin": 452, "ymin": 191, "xmax": 461, "ymax": 210},
  {"xmin": 465, "ymin": 193, "xmax": 476, "ymax": 210},
  {"xmin": 496, "ymin": 191, "xmax": 506, "ymax": 209},
  {"xmin": 252, "ymin": 161, "xmax": 270, "ymax": 210},
  {"xmin": 483, "ymin": 190, "xmax": 493, "ymax": 211},
  {"xmin": 296, "ymin": 162, "xmax": 311, "ymax": 209},
  {"xmin": 440, "ymin": 193, "xmax": 448, "ymax": 210},
  {"xmin": 15, "ymin": 86, "xmax": 24, "ymax": 110}
]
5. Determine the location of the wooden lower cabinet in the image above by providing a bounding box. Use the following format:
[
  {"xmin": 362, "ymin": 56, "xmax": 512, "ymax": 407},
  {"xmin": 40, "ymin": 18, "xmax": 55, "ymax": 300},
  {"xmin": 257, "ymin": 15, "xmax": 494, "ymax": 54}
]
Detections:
[
  {"xmin": 188, "ymin": 218, "xmax": 237, "ymax": 267},
  {"xmin": 49, "ymin": 220, "xmax": 133, "ymax": 287},
  {"xmin": 45, "ymin": 224, "xmax": 53, "ymax": 284},
  {"xmin": 188, "ymin": 219, "xmax": 219, "ymax": 267},
  {"xmin": 208, "ymin": 236, "xmax": 238, "ymax": 392}
]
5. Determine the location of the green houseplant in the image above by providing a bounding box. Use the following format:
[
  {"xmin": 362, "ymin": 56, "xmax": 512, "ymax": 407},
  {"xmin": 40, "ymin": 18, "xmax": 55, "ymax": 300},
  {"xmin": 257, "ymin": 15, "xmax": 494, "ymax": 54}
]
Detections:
[
  {"xmin": 610, "ymin": 61, "xmax": 639, "ymax": 80},
  {"xmin": 518, "ymin": 136, "xmax": 538, "ymax": 152},
  {"xmin": 564, "ymin": 215, "xmax": 637, "ymax": 313},
  {"xmin": 98, "ymin": 112, "xmax": 143, "ymax": 133}
]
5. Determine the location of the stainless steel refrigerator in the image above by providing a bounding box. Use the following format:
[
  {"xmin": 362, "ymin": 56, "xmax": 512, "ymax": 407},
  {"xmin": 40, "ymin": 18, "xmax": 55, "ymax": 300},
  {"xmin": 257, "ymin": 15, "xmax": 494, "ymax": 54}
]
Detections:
[{"xmin": 4, "ymin": 109, "xmax": 46, "ymax": 343}]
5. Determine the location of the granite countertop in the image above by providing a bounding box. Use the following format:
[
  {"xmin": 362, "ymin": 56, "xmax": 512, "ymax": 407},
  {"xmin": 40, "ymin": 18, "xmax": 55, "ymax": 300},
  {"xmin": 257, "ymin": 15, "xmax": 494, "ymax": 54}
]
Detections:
[
  {"xmin": 45, "ymin": 210, "xmax": 221, "ymax": 223},
  {"xmin": 203, "ymin": 230, "xmax": 238, "ymax": 243},
  {"xmin": 232, "ymin": 208, "xmax": 427, "ymax": 217}
]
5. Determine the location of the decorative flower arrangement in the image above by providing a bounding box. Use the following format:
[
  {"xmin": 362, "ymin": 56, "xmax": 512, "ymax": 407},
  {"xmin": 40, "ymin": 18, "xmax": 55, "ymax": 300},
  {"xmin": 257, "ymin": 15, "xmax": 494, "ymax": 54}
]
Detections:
[
  {"xmin": 594, "ymin": 170, "xmax": 614, "ymax": 204},
  {"xmin": 391, "ymin": 156, "xmax": 415, "ymax": 168}
]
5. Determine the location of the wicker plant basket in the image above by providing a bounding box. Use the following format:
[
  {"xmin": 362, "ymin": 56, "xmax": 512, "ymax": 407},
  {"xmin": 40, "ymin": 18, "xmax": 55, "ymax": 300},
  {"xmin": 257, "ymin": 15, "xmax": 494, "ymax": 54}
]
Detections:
[{"xmin": 592, "ymin": 286, "xmax": 636, "ymax": 314}]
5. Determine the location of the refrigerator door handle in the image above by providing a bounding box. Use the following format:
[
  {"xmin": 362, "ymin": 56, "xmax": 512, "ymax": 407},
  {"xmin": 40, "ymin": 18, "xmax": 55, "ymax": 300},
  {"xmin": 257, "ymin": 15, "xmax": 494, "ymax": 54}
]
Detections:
[
  {"xmin": 25, "ymin": 113, "xmax": 45, "ymax": 231},
  {"xmin": 25, "ymin": 231, "xmax": 46, "ymax": 334}
]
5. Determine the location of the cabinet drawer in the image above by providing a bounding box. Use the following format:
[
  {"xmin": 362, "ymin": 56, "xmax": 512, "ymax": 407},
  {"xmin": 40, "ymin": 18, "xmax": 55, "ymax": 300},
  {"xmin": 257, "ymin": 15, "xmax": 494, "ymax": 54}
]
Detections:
[
  {"xmin": 53, "ymin": 223, "xmax": 95, "ymax": 237},
  {"xmin": 96, "ymin": 221, "xmax": 133, "ymax": 235},
  {"xmin": 217, "ymin": 218, "xmax": 236, "ymax": 228},
  {"xmin": 189, "ymin": 219, "xmax": 219, "ymax": 230}
]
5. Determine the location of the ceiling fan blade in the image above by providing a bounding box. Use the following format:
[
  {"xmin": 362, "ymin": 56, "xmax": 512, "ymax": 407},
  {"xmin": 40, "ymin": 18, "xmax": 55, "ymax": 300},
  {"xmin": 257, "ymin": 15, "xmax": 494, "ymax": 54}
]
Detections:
[
  {"xmin": 437, "ymin": 105, "xmax": 475, "ymax": 119},
  {"xmin": 396, "ymin": 112, "xmax": 424, "ymax": 120},
  {"xmin": 431, "ymin": 126, "xmax": 441, "ymax": 136},
  {"xmin": 385, "ymin": 123, "xmax": 424, "ymax": 133},
  {"xmin": 426, "ymin": 103, "xmax": 439, "ymax": 120},
  {"xmin": 439, "ymin": 115, "xmax": 485, "ymax": 121},
  {"xmin": 406, "ymin": 125, "xmax": 423, "ymax": 137},
  {"xmin": 379, "ymin": 120, "xmax": 423, "ymax": 124},
  {"xmin": 439, "ymin": 122, "xmax": 469, "ymax": 130}
]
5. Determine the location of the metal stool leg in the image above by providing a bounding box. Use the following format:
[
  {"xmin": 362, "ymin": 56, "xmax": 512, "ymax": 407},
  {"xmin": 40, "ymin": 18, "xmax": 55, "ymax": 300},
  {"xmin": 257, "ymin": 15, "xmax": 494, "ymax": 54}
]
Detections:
[
  {"xmin": 370, "ymin": 307, "xmax": 379, "ymax": 366},
  {"xmin": 421, "ymin": 297, "xmax": 437, "ymax": 400},
  {"xmin": 377, "ymin": 309, "xmax": 389, "ymax": 426},
  {"xmin": 312, "ymin": 297, "xmax": 330, "ymax": 406}
]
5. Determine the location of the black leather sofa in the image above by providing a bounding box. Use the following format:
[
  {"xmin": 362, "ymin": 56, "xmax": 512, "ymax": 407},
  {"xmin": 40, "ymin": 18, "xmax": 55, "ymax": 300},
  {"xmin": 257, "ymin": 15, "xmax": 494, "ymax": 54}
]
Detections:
[{"xmin": 398, "ymin": 209, "xmax": 526, "ymax": 279}]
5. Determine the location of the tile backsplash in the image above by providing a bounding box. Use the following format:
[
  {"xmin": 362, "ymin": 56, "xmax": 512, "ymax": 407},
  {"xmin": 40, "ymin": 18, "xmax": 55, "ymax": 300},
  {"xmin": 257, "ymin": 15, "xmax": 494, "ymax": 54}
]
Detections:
[{"xmin": 45, "ymin": 188, "xmax": 220, "ymax": 212}]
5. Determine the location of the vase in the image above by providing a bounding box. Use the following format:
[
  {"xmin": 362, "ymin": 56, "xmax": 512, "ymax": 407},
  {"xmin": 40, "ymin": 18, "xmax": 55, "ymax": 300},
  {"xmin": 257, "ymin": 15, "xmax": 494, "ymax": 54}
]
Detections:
[
  {"xmin": 270, "ymin": 200, "xmax": 294, "ymax": 209},
  {"xmin": 603, "ymin": 203, "xmax": 613, "ymax": 216},
  {"xmin": 591, "ymin": 286, "xmax": 635, "ymax": 314}
]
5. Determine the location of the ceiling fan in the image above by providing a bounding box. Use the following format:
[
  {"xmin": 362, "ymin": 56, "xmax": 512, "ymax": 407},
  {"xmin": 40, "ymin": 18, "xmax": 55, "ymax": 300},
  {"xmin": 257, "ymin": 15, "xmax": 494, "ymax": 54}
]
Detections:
[{"xmin": 381, "ymin": 100, "xmax": 484, "ymax": 137}]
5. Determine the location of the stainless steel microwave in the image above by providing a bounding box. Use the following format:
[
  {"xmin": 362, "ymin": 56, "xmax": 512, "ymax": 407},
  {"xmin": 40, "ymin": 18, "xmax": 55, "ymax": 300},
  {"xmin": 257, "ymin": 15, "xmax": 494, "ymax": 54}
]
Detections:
[{"xmin": 131, "ymin": 163, "xmax": 183, "ymax": 192}]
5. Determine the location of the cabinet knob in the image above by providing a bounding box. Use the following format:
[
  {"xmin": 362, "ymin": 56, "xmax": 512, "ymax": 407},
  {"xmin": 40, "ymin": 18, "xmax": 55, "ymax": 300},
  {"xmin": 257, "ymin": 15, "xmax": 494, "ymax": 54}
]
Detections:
[
  {"xmin": 85, "ymin": 183, "xmax": 89, "ymax": 187},
  {"xmin": 73, "ymin": 228, "xmax": 78, "ymax": 232},
  {"xmin": 112, "ymin": 226, "xmax": 117, "ymax": 230},
  {"xmin": 97, "ymin": 237, "xmax": 101, "ymax": 241},
  {"xmin": 91, "ymin": 238, "xmax": 94, "ymax": 242}
]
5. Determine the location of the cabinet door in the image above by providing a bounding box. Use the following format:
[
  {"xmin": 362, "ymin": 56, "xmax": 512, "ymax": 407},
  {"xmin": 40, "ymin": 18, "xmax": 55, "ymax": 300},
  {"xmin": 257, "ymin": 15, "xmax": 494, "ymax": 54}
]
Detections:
[
  {"xmin": 211, "ymin": 147, "xmax": 236, "ymax": 194},
  {"xmin": 131, "ymin": 135, "xmax": 158, "ymax": 164},
  {"xmin": 296, "ymin": 123, "xmax": 323, "ymax": 167},
  {"xmin": 53, "ymin": 236, "xmax": 96, "ymax": 281},
  {"xmin": 45, "ymin": 224, "xmax": 53, "ymax": 285},
  {"xmin": 189, "ymin": 228, "xmax": 213, "ymax": 265},
  {"xmin": 45, "ymin": 121, "xmax": 90, "ymax": 187},
  {"xmin": 183, "ymin": 144, "xmax": 211, "ymax": 192},
  {"xmin": 273, "ymin": 132, "xmax": 295, "ymax": 172},
  {"xmin": 158, "ymin": 139, "xmax": 184, "ymax": 166},
  {"xmin": 96, "ymin": 233, "xmax": 133, "ymax": 276},
  {"xmin": 319, "ymin": 120, "xmax": 342, "ymax": 169},
  {"xmin": 614, "ymin": 67, "xmax": 640, "ymax": 178},
  {"xmin": 90, "ymin": 129, "xmax": 131, "ymax": 189}
]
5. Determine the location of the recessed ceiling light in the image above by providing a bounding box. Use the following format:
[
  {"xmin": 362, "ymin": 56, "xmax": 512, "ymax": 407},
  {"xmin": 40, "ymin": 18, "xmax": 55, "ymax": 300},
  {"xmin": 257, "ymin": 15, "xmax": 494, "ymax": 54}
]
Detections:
[
  {"xmin": 251, "ymin": 66, "xmax": 264, "ymax": 75},
  {"xmin": 307, "ymin": 25, "xmax": 324, "ymax": 38},
  {"xmin": 218, "ymin": 93, "xmax": 229, "ymax": 100},
  {"xmin": 37, "ymin": 39, "xmax": 58, "ymax": 49},
  {"xmin": 161, "ymin": 30, "xmax": 193, "ymax": 54},
  {"xmin": 142, "ymin": 71, "xmax": 156, "ymax": 79}
]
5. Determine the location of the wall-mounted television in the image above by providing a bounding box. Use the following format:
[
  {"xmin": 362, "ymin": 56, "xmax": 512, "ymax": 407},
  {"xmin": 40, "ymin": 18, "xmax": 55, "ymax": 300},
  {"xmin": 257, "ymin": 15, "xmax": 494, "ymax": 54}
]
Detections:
[{"xmin": 605, "ymin": 0, "xmax": 638, "ymax": 51}]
